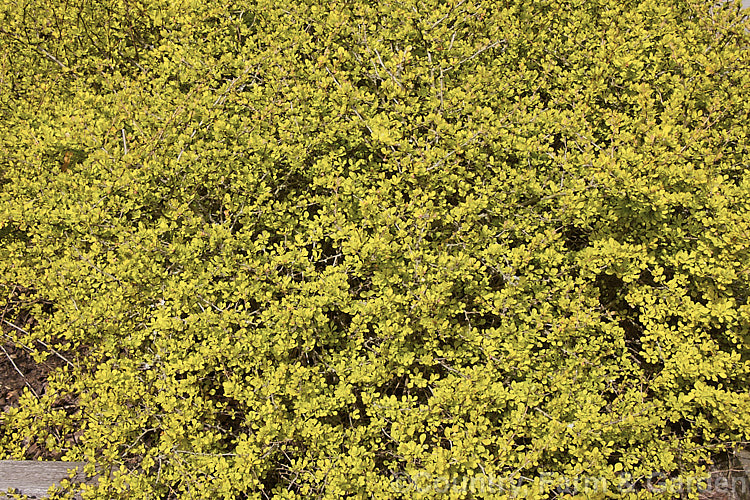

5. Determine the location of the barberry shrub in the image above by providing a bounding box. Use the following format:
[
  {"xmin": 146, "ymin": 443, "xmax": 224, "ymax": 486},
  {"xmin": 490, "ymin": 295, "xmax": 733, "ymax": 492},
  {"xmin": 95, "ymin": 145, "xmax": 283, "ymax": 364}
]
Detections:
[{"xmin": 1, "ymin": 0, "xmax": 749, "ymax": 498}]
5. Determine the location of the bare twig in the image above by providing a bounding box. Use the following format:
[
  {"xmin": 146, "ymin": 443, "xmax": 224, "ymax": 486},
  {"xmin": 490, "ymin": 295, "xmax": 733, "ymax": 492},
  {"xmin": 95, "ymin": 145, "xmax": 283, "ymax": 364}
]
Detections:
[
  {"xmin": 0, "ymin": 344, "xmax": 39, "ymax": 398},
  {"xmin": 2, "ymin": 320, "xmax": 77, "ymax": 369},
  {"xmin": 429, "ymin": 0, "xmax": 466, "ymax": 30},
  {"xmin": 372, "ymin": 46, "xmax": 403, "ymax": 89},
  {"xmin": 325, "ymin": 66, "xmax": 374, "ymax": 137},
  {"xmin": 72, "ymin": 245, "xmax": 123, "ymax": 286},
  {"xmin": 439, "ymin": 66, "xmax": 445, "ymax": 112},
  {"xmin": 35, "ymin": 338, "xmax": 77, "ymax": 370},
  {"xmin": 40, "ymin": 49, "xmax": 67, "ymax": 70},
  {"xmin": 443, "ymin": 39, "xmax": 506, "ymax": 72},
  {"xmin": 428, "ymin": 130, "xmax": 482, "ymax": 171}
]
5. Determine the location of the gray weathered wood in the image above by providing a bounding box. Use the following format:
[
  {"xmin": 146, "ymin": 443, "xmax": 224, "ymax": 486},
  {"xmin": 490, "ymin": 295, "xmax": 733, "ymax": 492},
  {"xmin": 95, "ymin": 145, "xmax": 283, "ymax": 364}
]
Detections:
[
  {"xmin": 0, "ymin": 461, "xmax": 87, "ymax": 499},
  {"xmin": 738, "ymin": 450, "xmax": 750, "ymax": 478}
]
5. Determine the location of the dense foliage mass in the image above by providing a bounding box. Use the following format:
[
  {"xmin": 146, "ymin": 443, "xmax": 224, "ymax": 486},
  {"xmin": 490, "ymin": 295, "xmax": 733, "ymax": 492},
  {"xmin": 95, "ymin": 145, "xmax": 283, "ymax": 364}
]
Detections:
[{"xmin": 1, "ymin": 0, "xmax": 750, "ymax": 497}]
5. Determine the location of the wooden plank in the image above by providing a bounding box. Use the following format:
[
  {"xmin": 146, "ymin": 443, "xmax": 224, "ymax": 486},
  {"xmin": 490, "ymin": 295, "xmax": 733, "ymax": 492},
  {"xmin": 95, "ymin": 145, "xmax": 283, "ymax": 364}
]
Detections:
[
  {"xmin": 0, "ymin": 461, "xmax": 87, "ymax": 499},
  {"xmin": 738, "ymin": 450, "xmax": 750, "ymax": 476}
]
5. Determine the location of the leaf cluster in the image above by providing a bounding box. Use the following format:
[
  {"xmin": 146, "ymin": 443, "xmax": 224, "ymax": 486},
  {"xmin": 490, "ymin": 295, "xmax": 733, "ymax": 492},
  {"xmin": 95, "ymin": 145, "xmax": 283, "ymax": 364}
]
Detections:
[{"xmin": 1, "ymin": 0, "xmax": 750, "ymax": 498}]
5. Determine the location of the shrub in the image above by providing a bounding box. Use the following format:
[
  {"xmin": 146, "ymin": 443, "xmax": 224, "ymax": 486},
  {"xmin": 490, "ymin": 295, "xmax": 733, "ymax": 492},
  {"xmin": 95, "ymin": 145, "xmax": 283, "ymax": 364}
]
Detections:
[{"xmin": 1, "ymin": 0, "xmax": 749, "ymax": 498}]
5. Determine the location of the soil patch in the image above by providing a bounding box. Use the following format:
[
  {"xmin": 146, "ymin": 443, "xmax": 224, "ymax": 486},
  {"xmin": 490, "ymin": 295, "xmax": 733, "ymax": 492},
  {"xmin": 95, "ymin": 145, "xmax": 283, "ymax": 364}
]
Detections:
[{"xmin": 0, "ymin": 341, "xmax": 64, "ymax": 412}]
